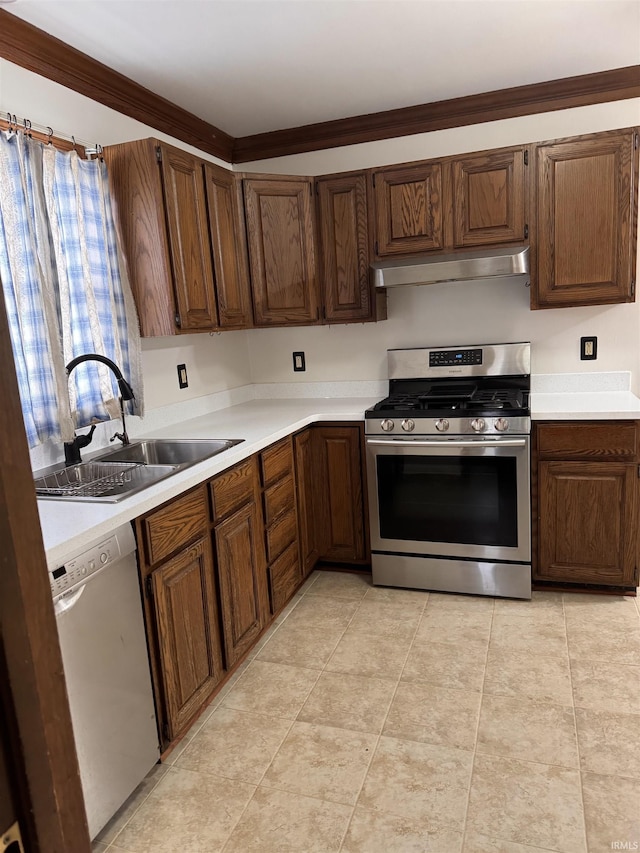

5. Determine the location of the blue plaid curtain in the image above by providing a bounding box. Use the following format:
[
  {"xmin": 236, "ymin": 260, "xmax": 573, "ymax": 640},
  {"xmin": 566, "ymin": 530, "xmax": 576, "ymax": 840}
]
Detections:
[{"xmin": 0, "ymin": 131, "xmax": 143, "ymax": 447}]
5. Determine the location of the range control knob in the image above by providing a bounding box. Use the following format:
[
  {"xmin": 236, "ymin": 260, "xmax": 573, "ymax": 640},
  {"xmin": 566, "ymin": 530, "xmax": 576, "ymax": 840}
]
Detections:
[
  {"xmin": 494, "ymin": 417, "xmax": 509, "ymax": 432},
  {"xmin": 471, "ymin": 418, "xmax": 486, "ymax": 432},
  {"xmin": 435, "ymin": 418, "xmax": 450, "ymax": 432},
  {"xmin": 401, "ymin": 419, "xmax": 415, "ymax": 432},
  {"xmin": 381, "ymin": 419, "xmax": 395, "ymax": 432}
]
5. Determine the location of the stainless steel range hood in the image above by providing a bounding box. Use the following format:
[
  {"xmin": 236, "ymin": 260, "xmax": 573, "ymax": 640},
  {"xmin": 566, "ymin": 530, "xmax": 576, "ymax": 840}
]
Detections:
[{"xmin": 371, "ymin": 246, "xmax": 529, "ymax": 288}]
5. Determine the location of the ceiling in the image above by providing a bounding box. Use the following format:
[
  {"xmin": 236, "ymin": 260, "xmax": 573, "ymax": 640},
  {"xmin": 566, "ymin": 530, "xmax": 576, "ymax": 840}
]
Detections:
[{"xmin": 4, "ymin": 0, "xmax": 640, "ymax": 138}]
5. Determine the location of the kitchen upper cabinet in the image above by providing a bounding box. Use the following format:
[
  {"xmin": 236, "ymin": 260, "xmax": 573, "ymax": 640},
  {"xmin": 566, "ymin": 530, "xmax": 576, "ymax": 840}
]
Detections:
[
  {"xmin": 159, "ymin": 145, "xmax": 219, "ymax": 331},
  {"xmin": 451, "ymin": 147, "xmax": 528, "ymax": 247},
  {"xmin": 316, "ymin": 172, "xmax": 386, "ymax": 323},
  {"xmin": 372, "ymin": 162, "xmax": 444, "ymax": 256},
  {"xmin": 104, "ymin": 139, "xmax": 219, "ymax": 335},
  {"xmin": 533, "ymin": 422, "xmax": 639, "ymax": 589},
  {"xmin": 243, "ymin": 176, "xmax": 319, "ymax": 326},
  {"xmin": 204, "ymin": 163, "xmax": 253, "ymax": 329},
  {"xmin": 314, "ymin": 425, "xmax": 367, "ymax": 563},
  {"xmin": 211, "ymin": 457, "xmax": 269, "ymax": 666},
  {"xmin": 532, "ymin": 129, "xmax": 639, "ymax": 309},
  {"xmin": 150, "ymin": 537, "xmax": 224, "ymax": 741}
]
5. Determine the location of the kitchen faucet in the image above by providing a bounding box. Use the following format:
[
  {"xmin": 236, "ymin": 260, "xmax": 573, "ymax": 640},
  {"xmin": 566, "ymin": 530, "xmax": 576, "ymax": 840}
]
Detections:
[{"xmin": 64, "ymin": 354, "xmax": 135, "ymax": 465}]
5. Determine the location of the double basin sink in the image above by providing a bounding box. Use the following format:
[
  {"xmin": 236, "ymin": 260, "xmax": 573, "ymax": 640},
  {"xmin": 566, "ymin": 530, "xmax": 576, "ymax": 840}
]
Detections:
[{"xmin": 34, "ymin": 438, "xmax": 244, "ymax": 502}]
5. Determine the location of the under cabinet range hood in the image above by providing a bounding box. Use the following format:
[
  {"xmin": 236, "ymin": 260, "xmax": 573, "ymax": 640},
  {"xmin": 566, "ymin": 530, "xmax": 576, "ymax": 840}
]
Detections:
[{"xmin": 371, "ymin": 246, "xmax": 529, "ymax": 289}]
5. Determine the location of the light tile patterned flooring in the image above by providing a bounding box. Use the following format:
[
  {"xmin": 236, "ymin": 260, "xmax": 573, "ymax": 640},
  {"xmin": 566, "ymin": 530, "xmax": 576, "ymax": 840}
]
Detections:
[{"xmin": 94, "ymin": 570, "xmax": 640, "ymax": 853}]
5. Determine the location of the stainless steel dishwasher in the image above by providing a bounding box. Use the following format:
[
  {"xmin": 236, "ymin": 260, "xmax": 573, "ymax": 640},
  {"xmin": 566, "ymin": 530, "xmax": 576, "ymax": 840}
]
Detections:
[{"xmin": 50, "ymin": 523, "xmax": 159, "ymax": 839}]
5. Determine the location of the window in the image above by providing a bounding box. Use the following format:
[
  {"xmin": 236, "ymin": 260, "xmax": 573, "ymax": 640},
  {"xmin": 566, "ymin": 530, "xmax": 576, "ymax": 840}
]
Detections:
[{"xmin": 0, "ymin": 130, "xmax": 142, "ymax": 448}]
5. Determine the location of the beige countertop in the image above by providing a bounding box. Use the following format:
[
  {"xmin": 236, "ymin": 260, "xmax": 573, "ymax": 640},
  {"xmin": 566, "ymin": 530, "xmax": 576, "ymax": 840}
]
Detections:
[
  {"xmin": 38, "ymin": 397, "xmax": 378, "ymax": 569},
  {"xmin": 38, "ymin": 387, "xmax": 640, "ymax": 569},
  {"xmin": 530, "ymin": 391, "xmax": 640, "ymax": 420}
]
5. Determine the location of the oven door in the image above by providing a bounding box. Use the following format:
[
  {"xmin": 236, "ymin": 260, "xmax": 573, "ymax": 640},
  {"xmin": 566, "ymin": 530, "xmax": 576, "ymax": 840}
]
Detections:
[{"xmin": 366, "ymin": 435, "xmax": 530, "ymax": 563}]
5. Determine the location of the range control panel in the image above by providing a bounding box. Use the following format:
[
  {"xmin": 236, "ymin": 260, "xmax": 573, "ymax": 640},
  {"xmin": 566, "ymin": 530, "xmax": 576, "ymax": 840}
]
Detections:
[
  {"xmin": 50, "ymin": 534, "xmax": 122, "ymax": 599},
  {"xmin": 429, "ymin": 348, "xmax": 483, "ymax": 367}
]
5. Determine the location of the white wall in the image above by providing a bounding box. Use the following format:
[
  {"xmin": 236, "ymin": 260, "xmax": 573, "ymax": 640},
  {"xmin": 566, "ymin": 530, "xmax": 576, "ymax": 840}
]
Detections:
[
  {"xmin": 2, "ymin": 58, "xmax": 639, "ymax": 404},
  {"xmin": 241, "ymin": 99, "xmax": 640, "ymax": 392},
  {"xmin": 0, "ymin": 59, "xmax": 254, "ymax": 412}
]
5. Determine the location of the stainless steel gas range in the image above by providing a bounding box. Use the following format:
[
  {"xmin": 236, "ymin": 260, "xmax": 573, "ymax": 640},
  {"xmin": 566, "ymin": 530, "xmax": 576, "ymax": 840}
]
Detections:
[{"xmin": 365, "ymin": 342, "xmax": 531, "ymax": 599}]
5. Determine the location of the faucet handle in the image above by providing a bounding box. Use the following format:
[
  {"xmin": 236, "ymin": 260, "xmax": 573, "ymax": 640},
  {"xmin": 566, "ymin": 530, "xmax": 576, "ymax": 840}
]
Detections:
[{"xmin": 64, "ymin": 424, "xmax": 96, "ymax": 465}]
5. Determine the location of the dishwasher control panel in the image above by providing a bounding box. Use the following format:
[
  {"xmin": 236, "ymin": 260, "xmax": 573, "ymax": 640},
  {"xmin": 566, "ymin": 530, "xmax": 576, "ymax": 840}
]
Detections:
[{"xmin": 50, "ymin": 533, "xmax": 123, "ymax": 598}]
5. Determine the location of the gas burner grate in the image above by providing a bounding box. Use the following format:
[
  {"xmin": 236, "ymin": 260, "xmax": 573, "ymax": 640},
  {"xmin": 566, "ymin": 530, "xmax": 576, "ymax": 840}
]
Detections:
[{"xmin": 468, "ymin": 389, "xmax": 526, "ymax": 410}]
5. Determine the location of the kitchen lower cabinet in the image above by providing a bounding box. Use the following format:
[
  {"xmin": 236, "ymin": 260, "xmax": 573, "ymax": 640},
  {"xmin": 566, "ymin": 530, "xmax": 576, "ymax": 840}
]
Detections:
[
  {"xmin": 136, "ymin": 485, "xmax": 226, "ymax": 748},
  {"xmin": 293, "ymin": 428, "xmax": 320, "ymax": 576},
  {"xmin": 314, "ymin": 424, "xmax": 368, "ymax": 564},
  {"xmin": 532, "ymin": 128, "xmax": 639, "ymax": 309},
  {"xmin": 211, "ymin": 457, "xmax": 269, "ymax": 667},
  {"xmin": 533, "ymin": 421, "xmax": 639, "ymax": 589},
  {"xmin": 260, "ymin": 437, "xmax": 302, "ymax": 613},
  {"xmin": 133, "ymin": 428, "xmax": 368, "ymax": 751},
  {"xmin": 150, "ymin": 537, "xmax": 224, "ymax": 742}
]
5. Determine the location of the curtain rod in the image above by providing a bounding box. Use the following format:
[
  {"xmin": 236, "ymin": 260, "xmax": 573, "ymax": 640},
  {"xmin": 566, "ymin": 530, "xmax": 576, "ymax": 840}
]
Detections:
[{"xmin": 2, "ymin": 112, "xmax": 103, "ymax": 157}]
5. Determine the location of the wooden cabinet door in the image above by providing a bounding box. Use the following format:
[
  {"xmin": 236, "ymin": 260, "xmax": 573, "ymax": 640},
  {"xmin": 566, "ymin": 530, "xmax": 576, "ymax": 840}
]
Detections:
[
  {"xmin": 373, "ymin": 162, "xmax": 443, "ymax": 256},
  {"xmin": 151, "ymin": 537, "xmax": 224, "ymax": 741},
  {"xmin": 159, "ymin": 144, "xmax": 218, "ymax": 331},
  {"xmin": 315, "ymin": 426, "xmax": 366, "ymax": 563},
  {"xmin": 536, "ymin": 460, "xmax": 638, "ymax": 586},
  {"xmin": 243, "ymin": 177, "xmax": 319, "ymax": 325},
  {"xmin": 533, "ymin": 129, "xmax": 638, "ymax": 308},
  {"xmin": 215, "ymin": 502, "xmax": 268, "ymax": 667},
  {"xmin": 204, "ymin": 163, "xmax": 253, "ymax": 328},
  {"xmin": 293, "ymin": 428, "xmax": 320, "ymax": 576},
  {"xmin": 316, "ymin": 173, "xmax": 373, "ymax": 322},
  {"xmin": 452, "ymin": 148, "xmax": 527, "ymax": 247}
]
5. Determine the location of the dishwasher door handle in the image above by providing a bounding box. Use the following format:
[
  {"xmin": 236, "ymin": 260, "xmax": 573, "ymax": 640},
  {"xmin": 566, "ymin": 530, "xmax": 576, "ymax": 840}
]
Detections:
[{"xmin": 54, "ymin": 584, "xmax": 86, "ymax": 616}]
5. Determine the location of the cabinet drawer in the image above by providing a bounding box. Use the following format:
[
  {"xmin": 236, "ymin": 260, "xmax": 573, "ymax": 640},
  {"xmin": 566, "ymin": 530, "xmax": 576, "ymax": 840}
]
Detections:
[
  {"xmin": 143, "ymin": 486, "xmax": 208, "ymax": 566},
  {"xmin": 268, "ymin": 541, "xmax": 301, "ymax": 613},
  {"xmin": 261, "ymin": 437, "xmax": 293, "ymax": 487},
  {"xmin": 263, "ymin": 474, "xmax": 295, "ymax": 527},
  {"xmin": 266, "ymin": 507, "xmax": 297, "ymax": 563},
  {"xmin": 211, "ymin": 457, "xmax": 258, "ymax": 522},
  {"xmin": 536, "ymin": 422, "xmax": 638, "ymax": 461}
]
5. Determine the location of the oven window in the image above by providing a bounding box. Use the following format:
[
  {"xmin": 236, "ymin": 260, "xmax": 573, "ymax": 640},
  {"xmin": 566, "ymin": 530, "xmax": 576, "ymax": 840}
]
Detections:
[{"xmin": 376, "ymin": 454, "xmax": 518, "ymax": 547}]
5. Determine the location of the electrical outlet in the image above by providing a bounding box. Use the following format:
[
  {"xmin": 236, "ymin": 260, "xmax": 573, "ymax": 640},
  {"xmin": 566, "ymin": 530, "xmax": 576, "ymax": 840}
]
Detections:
[
  {"xmin": 580, "ymin": 337, "xmax": 597, "ymax": 360},
  {"xmin": 177, "ymin": 363, "xmax": 188, "ymax": 388},
  {"xmin": 293, "ymin": 351, "xmax": 306, "ymax": 372}
]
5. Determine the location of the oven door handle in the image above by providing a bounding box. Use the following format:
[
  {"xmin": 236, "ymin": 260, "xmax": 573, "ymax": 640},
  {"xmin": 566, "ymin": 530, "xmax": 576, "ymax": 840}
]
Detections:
[{"xmin": 366, "ymin": 438, "xmax": 528, "ymax": 448}]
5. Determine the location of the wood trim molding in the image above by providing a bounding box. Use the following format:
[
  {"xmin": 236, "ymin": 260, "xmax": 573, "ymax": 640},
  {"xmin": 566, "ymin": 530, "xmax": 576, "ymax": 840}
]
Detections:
[
  {"xmin": 0, "ymin": 10, "xmax": 234, "ymax": 162},
  {"xmin": 233, "ymin": 65, "xmax": 640, "ymax": 162},
  {"xmin": 0, "ymin": 283, "xmax": 90, "ymax": 848},
  {"xmin": 1, "ymin": 10, "xmax": 638, "ymax": 165}
]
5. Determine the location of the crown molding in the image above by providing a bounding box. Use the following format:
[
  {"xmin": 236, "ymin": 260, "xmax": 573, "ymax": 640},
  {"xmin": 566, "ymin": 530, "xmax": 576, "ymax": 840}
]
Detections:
[
  {"xmin": 0, "ymin": 10, "xmax": 234, "ymax": 162},
  {"xmin": 1, "ymin": 10, "xmax": 638, "ymax": 166},
  {"xmin": 233, "ymin": 65, "xmax": 640, "ymax": 163}
]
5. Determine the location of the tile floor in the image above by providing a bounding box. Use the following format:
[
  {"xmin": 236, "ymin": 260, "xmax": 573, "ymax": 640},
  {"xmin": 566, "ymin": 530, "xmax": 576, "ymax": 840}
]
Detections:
[{"xmin": 94, "ymin": 570, "xmax": 640, "ymax": 853}]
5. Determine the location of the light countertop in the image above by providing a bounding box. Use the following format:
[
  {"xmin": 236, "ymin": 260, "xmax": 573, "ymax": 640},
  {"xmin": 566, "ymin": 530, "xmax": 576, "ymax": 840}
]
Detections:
[
  {"xmin": 38, "ymin": 389, "xmax": 640, "ymax": 569},
  {"xmin": 530, "ymin": 391, "xmax": 640, "ymax": 420},
  {"xmin": 38, "ymin": 397, "xmax": 378, "ymax": 569}
]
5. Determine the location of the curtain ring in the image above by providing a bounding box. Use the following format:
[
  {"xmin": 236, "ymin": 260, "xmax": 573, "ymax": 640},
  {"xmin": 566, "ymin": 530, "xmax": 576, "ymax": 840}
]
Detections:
[
  {"xmin": 23, "ymin": 118, "xmax": 32, "ymax": 137},
  {"xmin": 47, "ymin": 127, "xmax": 54, "ymax": 145}
]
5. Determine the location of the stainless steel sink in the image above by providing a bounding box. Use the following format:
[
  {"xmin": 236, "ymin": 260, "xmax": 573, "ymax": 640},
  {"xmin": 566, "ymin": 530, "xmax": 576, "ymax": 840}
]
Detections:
[
  {"xmin": 34, "ymin": 438, "xmax": 244, "ymax": 502},
  {"xmin": 96, "ymin": 438, "xmax": 243, "ymax": 467}
]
